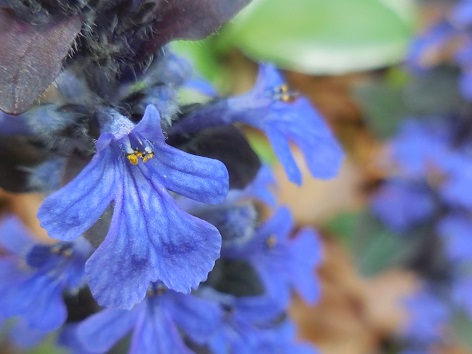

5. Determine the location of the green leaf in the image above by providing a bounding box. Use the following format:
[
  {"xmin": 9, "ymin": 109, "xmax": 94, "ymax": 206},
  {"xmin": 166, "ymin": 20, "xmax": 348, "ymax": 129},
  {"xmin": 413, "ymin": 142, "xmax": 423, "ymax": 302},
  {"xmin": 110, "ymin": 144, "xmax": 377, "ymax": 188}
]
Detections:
[
  {"xmin": 354, "ymin": 69, "xmax": 409, "ymax": 139},
  {"xmin": 172, "ymin": 38, "xmax": 226, "ymax": 86},
  {"xmin": 326, "ymin": 211, "xmax": 421, "ymax": 276},
  {"xmin": 451, "ymin": 312, "xmax": 472, "ymax": 351},
  {"xmin": 222, "ymin": 0, "xmax": 416, "ymax": 74}
]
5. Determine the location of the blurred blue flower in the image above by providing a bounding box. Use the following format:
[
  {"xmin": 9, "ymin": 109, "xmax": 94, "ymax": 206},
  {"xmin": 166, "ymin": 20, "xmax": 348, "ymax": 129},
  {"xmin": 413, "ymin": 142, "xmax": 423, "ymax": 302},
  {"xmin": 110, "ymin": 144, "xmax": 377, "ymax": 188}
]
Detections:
[
  {"xmin": 223, "ymin": 207, "xmax": 322, "ymax": 309},
  {"xmin": 72, "ymin": 283, "xmax": 222, "ymax": 354},
  {"xmin": 402, "ymin": 290, "xmax": 450, "ymax": 345},
  {"xmin": 437, "ymin": 213, "xmax": 472, "ymax": 263},
  {"xmin": 203, "ymin": 290, "xmax": 283, "ymax": 354},
  {"xmin": 371, "ymin": 180, "xmax": 436, "ymax": 231},
  {"xmin": 0, "ymin": 216, "xmax": 91, "ymax": 332},
  {"xmin": 172, "ymin": 64, "xmax": 343, "ymax": 184},
  {"xmin": 452, "ymin": 276, "xmax": 472, "ymax": 317},
  {"xmin": 390, "ymin": 119, "xmax": 451, "ymax": 178},
  {"xmin": 38, "ymin": 104, "xmax": 229, "ymax": 309}
]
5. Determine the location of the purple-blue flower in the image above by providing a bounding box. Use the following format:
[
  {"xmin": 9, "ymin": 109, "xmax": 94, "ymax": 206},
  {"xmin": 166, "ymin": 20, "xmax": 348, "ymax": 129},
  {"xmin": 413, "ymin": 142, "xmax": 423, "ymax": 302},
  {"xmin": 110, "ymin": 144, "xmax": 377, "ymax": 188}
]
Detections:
[
  {"xmin": 202, "ymin": 290, "xmax": 283, "ymax": 354},
  {"xmin": 401, "ymin": 290, "xmax": 450, "ymax": 345},
  {"xmin": 371, "ymin": 180, "xmax": 436, "ymax": 232},
  {"xmin": 438, "ymin": 152, "xmax": 472, "ymax": 209},
  {"xmin": 390, "ymin": 119, "xmax": 451, "ymax": 178},
  {"xmin": 408, "ymin": 22, "xmax": 456, "ymax": 72},
  {"xmin": 70, "ymin": 283, "xmax": 222, "ymax": 354},
  {"xmin": 38, "ymin": 104, "xmax": 229, "ymax": 309},
  {"xmin": 436, "ymin": 214, "xmax": 472, "ymax": 263},
  {"xmin": 0, "ymin": 216, "xmax": 91, "ymax": 332},
  {"xmin": 452, "ymin": 276, "xmax": 472, "ymax": 318},
  {"xmin": 223, "ymin": 207, "xmax": 322, "ymax": 309},
  {"xmin": 172, "ymin": 64, "xmax": 343, "ymax": 185}
]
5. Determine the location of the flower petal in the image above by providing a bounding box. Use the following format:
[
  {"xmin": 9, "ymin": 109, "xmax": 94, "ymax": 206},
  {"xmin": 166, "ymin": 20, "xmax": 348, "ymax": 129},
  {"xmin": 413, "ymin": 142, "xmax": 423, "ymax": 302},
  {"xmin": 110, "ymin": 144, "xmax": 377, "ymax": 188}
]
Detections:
[
  {"xmin": 265, "ymin": 125, "xmax": 302, "ymax": 185},
  {"xmin": 86, "ymin": 168, "xmax": 222, "ymax": 309},
  {"xmin": 38, "ymin": 147, "xmax": 118, "ymax": 241},
  {"xmin": 0, "ymin": 216, "xmax": 35, "ymax": 256},
  {"xmin": 148, "ymin": 143, "xmax": 229, "ymax": 204}
]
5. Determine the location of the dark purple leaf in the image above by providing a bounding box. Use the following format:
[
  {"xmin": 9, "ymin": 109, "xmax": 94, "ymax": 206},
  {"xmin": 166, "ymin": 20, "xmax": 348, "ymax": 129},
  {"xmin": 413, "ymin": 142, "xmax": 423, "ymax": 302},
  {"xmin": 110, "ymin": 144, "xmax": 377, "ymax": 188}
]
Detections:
[
  {"xmin": 0, "ymin": 10, "xmax": 83, "ymax": 114},
  {"xmin": 137, "ymin": 0, "xmax": 252, "ymax": 58}
]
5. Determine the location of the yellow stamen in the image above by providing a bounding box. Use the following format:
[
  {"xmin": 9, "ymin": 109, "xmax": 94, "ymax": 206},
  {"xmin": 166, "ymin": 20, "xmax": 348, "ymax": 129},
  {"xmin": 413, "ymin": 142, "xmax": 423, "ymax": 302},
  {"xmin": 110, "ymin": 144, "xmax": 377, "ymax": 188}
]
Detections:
[
  {"xmin": 127, "ymin": 153, "xmax": 139, "ymax": 165},
  {"xmin": 276, "ymin": 85, "xmax": 296, "ymax": 103},
  {"xmin": 142, "ymin": 152, "xmax": 154, "ymax": 163}
]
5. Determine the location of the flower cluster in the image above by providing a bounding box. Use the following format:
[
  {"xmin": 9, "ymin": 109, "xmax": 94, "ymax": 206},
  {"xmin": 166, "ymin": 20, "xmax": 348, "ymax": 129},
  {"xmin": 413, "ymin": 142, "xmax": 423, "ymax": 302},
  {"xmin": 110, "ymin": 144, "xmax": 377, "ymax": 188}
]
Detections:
[
  {"xmin": 371, "ymin": 117, "xmax": 472, "ymax": 352},
  {"xmin": 409, "ymin": 0, "xmax": 472, "ymax": 100},
  {"xmin": 0, "ymin": 0, "xmax": 343, "ymax": 352}
]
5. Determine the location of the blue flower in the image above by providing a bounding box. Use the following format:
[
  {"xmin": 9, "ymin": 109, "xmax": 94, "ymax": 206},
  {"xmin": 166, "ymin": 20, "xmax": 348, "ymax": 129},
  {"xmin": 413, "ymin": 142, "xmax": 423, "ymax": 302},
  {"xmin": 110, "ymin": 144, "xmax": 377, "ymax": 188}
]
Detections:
[
  {"xmin": 0, "ymin": 216, "xmax": 91, "ymax": 332},
  {"xmin": 438, "ymin": 152, "xmax": 472, "ymax": 209},
  {"xmin": 452, "ymin": 276, "xmax": 472, "ymax": 318},
  {"xmin": 172, "ymin": 64, "xmax": 343, "ymax": 185},
  {"xmin": 391, "ymin": 119, "xmax": 451, "ymax": 178},
  {"xmin": 408, "ymin": 22, "xmax": 455, "ymax": 72},
  {"xmin": 401, "ymin": 290, "xmax": 449, "ymax": 345},
  {"xmin": 38, "ymin": 104, "xmax": 229, "ymax": 309},
  {"xmin": 371, "ymin": 180, "xmax": 436, "ymax": 232},
  {"xmin": 436, "ymin": 214, "xmax": 472, "ymax": 263},
  {"xmin": 202, "ymin": 290, "xmax": 283, "ymax": 354},
  {"xmin": 451, "ymin": 0, "xmax": 472, "ymax": 28},
  {"xmin": 223, "ymin": 207, "xmax": 322, "ymax": 308},
  {"xmin": 70, "ymin": 284, "xmax": 222, "ymax": 354},
  {"xmin": 253, "ymin": 320, "xmax": 318, "ymax": 354}
]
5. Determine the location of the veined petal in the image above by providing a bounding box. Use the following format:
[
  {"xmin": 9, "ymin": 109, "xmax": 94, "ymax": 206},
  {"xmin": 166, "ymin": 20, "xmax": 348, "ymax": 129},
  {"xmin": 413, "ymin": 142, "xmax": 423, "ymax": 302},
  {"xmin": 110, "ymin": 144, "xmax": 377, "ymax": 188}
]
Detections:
[
  {"xmin": 132, "ymin": 105, "xmax": 229, "ymax": 203},
  {"xmin": 38, "ymin": 147, "xmax": 118, "ymax": 241},
  {"xmin": 86, "ymin": 166, "xmax": 222, "ymax": 309},
  {"xmin": 147, "ymin": 143, "xmax": 228, "ymax": 204}
]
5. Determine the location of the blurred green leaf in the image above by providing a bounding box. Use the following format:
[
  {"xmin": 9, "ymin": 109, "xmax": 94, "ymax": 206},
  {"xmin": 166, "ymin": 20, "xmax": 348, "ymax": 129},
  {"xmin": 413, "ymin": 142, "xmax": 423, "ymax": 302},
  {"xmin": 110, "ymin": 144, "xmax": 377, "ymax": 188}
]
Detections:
[
  {"xmin": 451, "ymin": 312, "xmax": 472, "ymax": 351},
  {"xmin": 326, "ymin": 211, "xmax": 421, "ymax": 276},
  {"xmin": 245, "ymin": 130, "xmax": 277, "ymax": 165},
  {"xmin": 403, "ymin": 65, "xmax": 465, "ymax": 116},
  {"xmin": 354, "ymin": 76, "xmax": 408, "ymax": 138},
  {"xmin": 173, "ymin": 38, "xmax": 221, "ymax": 82},
  {"xmin": 223, "ymin": 0, "xmax": 415, "ymax": 74},
  {"xmin": 354, "ymin": 65, "xmax": 465, "ymax": 140}
]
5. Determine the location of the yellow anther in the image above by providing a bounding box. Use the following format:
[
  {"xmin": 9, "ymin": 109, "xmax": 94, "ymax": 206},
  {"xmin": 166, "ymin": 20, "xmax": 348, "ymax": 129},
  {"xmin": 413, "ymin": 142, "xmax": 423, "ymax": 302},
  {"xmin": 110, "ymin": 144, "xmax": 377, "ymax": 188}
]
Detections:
[
  {"xmin": 142, "ymin": 152, "xmax": 154, "ymax": 163},
  {"xmin": 266, "ymin": 235, "xmax": 277, "ymax": 248},
  {"xmin": 62, "ymin": 248, "xmax": 73, "ymax": 258},
  {"xmin": 127, "ymin": 153, "xmax": 139, "ymax": 165},
  {"xmin": 275, "ymin": 85, "xmax": 297, "ymax": 103}
]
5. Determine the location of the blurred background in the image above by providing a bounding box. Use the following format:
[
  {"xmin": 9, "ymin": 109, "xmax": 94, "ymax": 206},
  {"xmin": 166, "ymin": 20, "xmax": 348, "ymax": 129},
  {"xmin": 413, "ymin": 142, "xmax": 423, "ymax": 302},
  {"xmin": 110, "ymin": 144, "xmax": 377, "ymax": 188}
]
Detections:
[{"xmin": 3, "ymin": 0, "xmax": 472, "ymax": 353}]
